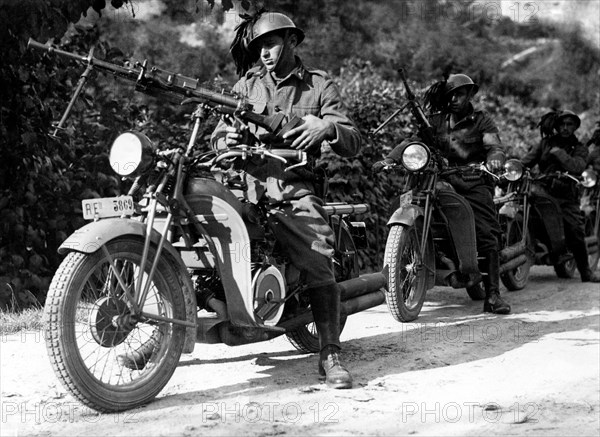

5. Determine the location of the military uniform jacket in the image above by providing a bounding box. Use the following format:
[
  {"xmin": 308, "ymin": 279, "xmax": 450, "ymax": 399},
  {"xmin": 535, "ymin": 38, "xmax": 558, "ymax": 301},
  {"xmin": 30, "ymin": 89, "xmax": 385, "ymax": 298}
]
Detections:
[
  {"xmin": 521, "ymin": 134, "xmax": 587, "ymax": 174},
  {"xmin": 388, "ymin": 103, "xmax": 504, "ymax": 166},
  {"xmin": 521, "ymin": 134, "xmax": 588, "ymax": 200},
  {"xmin": 211, "ymin": 58, "xmax": 361, "ymax": 202},
  {"xmin": 429, "ymin": 104, "xmax": 504, "ymax": 165}
]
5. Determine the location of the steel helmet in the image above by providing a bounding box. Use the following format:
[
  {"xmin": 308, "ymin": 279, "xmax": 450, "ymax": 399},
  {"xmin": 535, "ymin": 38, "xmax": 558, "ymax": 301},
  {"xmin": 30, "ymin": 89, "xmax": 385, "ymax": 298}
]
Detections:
[
  {"xmin": 247, "ymin": 12, "xmax": 305, "ymax": 51},
  {"xmin": 555, "ymin": 109, "xmax": 581, "ymax": 130},
  {"xmin": 445, "ymin": 74, "xmax": 479, "ymax": 96}
]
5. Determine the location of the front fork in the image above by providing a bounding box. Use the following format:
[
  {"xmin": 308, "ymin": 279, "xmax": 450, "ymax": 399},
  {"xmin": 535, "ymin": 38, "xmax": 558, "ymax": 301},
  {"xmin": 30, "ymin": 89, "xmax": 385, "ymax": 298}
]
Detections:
[{"xmin": 103, "ymin": 108, "xmax": 212, "ymax": 329}]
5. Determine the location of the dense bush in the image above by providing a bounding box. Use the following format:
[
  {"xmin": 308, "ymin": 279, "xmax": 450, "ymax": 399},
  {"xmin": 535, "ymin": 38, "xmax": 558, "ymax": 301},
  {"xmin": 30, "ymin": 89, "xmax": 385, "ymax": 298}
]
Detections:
[{"xmin": 1, "ymin": 0, "xmax": 599, "ymax": 310}]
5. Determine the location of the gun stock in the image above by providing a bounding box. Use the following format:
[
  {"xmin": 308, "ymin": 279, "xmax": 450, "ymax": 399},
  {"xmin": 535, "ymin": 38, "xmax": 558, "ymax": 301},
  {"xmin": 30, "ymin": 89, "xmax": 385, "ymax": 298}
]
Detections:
[{"xmin": 28, "ymin": 39, "xmax": 294, "ymax": 137}]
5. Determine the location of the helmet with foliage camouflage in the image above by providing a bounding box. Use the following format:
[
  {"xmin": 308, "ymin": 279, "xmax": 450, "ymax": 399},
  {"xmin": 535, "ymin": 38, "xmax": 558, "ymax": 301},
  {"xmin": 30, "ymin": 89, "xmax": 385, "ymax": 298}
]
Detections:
[
  {"xmin": 555, "ymin": 109, "xmax": 581, "ymax": 130},
  {"xmin": 444, "ymin": 74, "xmax": 479, "ymax": 96},
  {"xmin": 247, "ymin": 12, "xmax": 305, "ymax": 51}
]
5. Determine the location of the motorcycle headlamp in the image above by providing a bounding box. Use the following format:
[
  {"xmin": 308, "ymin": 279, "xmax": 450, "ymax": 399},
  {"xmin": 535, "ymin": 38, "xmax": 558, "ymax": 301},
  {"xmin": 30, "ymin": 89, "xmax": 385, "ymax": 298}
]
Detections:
[
  {"xmin": 109, "ymin": 131, "xmax": 155, "ymax": 177},
  {"xmin": 503, "ymin": 159, "xmax": 524, "ymax": 182},
  {"xmin": 400, "ymin": 141, "xmax": 430, "ymax": 172},
  {"xmin": 581, "ymin": 169, "xmax": 598, "ymax": 188}
]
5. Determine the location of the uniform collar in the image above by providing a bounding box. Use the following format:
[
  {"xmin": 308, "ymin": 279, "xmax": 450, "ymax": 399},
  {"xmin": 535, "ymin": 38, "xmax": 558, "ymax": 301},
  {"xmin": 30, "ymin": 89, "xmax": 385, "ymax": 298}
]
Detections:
[{"xmin": 447, "ymin": 103, "xmax": 477, "ymax": 127}]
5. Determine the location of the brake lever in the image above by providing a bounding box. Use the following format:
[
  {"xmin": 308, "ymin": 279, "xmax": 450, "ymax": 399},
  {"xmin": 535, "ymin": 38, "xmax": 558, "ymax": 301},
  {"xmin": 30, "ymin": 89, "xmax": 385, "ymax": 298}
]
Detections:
[
  {"xmin": 284, "ymin": 151, "xmax": 307, "ymax": 172},
  {"xmin": 261, "ymin": 149, "xmax": 287, "ymax": 164},
  {"xmin": 475, "ymin": 162, "xmax": 501, "ymax": 181}
]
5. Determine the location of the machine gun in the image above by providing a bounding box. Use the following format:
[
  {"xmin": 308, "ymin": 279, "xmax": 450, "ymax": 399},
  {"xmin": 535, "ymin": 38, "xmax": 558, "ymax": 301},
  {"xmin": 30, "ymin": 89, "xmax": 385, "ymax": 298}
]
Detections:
[
  {"xmin": 372, "ymin": 68, "xmax": 439, "ymax": 150},
  {"xmin": 27, "ymin": 38, "xmax": 303, "ymax": 141}
]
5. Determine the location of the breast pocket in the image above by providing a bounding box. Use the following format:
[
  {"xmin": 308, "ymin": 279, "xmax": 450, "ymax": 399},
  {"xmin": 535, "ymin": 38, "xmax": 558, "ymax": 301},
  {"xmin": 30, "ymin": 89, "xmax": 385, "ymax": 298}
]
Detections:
[
  {"xmin": 291, "ymin": 105, "xmax": 320, "ymax": 117},
  {"xmin": 462, "ymin": 135, "xmax": 481, "ymax": 146}
]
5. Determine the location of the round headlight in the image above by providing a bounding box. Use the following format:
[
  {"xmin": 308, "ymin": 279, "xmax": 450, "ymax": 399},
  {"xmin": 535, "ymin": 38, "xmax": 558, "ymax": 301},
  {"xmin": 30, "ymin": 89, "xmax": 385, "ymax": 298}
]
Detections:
[
  {"xmin": 504, "ymin": 159, "xmax": 524, "ymax": 182},
  {"xmin": 401, "ymin": 141, "xmax": 430, "ymax": 171},
  {"xmin": 581, "ymin": 169, "xmax": 598, "ymax": 188},
  {"xmin": 109, "ymin": 132, "xmax": 155, "ymax": 177}
]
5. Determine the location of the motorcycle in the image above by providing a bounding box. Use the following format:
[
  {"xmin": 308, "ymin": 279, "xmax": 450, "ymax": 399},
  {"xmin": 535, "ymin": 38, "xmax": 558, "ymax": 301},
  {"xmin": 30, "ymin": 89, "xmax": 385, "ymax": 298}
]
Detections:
[
  {"xmin": 580, "ymin": 169, "xmax": 599, "ymax": 272},
  {"xmin": 372, "ymin": 70, "xmax": 528, "ymax": 322},
  {"xmin": 493, "ymin": 159, "xmax": 534, "ymax": 290},
  {"xmin": 527, "ymin": 171, "xmax": 589, "ymax": 278},
  {"xmin": 30, "ymin": 40, "xmax": 386, "ymax": 412},
  {"xmin": 498, "ymin": 166, "xmax": 597, "ymax": 279}
]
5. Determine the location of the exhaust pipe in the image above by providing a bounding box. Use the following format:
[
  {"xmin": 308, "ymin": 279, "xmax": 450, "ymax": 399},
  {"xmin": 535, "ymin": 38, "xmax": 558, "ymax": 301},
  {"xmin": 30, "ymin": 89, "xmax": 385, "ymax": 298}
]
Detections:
[
  {"xmin": 279, "ymin": 272, "xmax": 388, "ymax": 331},
  {"xmin": 499, "ymin": 253, "xmax": 528, "ymax": 274},
  {"xmin": 499, "ymin": 241, "xmax": 526, "ymax": 264},
  {"xmin": 339, "ymin": 272, "xmax": 387, "ymax": 301},
  {"xmin": 586, "ymin": 235, "xmax": 598, "ymax": 254},
  {"xmin": 342, "ymin": 289, "xmax": 386, "ymax": 316}
]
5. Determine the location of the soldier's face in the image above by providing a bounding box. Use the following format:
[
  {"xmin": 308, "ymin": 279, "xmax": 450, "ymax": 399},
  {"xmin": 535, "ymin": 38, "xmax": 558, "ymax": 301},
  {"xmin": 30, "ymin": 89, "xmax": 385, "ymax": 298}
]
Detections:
[
  {"xmin": 557, "ymin": 117, "xmax": 578, "ymax": 137},
  {"xmin": 449, "ymin": 87, "xmax": 471, "ymax": 113},
  {"xmin": 256, "ymin": 34, "xmax": 291, "ymax": 73}
]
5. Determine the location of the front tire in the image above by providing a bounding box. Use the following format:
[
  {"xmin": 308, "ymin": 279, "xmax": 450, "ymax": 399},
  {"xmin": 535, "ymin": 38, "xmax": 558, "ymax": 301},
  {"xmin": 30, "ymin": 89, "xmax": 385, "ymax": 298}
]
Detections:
[
  {"xmin": 384, "ymin": 224, "xmax": 428, "ymax": 322},
  {"xmin": 501, "ymin": 215, "xmax": 532, "ymax": 291},
  {"xmin": 585, "ymin": 212, "xmax": 599, "ymax": 272},
  {"xmin": 44, "ymin": 238, "xmax": 186, "ymax": 412}
]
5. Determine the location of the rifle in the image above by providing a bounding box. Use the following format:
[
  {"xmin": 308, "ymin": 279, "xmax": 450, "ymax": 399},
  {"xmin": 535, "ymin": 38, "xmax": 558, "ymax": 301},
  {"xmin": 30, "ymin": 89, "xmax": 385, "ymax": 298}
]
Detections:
[{"xmin": 27, "ymin": 38, "xmax": 302, "ymax": 141}]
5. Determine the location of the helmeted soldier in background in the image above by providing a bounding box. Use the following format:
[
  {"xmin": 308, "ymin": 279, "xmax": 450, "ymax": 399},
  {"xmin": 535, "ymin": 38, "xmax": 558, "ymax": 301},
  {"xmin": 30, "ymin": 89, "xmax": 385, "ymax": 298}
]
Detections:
[
  {"xmin": 521, "ymin": 110, "xmax": 600, "ymax": 282},
  {"xmin": 585, "ymin": 121, "xmax": 600, "ymax": 172},
  {"xmin": 375, "ymin": 73, "xmax": 511, "ymax": 314},
  {"xmin": 211, "ymin": 11, "xmax": 362, "ymax": 388}
]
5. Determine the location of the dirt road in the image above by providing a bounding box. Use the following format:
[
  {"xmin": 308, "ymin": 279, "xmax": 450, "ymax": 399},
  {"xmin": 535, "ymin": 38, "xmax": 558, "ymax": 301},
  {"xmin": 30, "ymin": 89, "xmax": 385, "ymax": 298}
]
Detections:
[{"xmin": 1, "ymin": 266, "xmax": 599, "ymax": 436}]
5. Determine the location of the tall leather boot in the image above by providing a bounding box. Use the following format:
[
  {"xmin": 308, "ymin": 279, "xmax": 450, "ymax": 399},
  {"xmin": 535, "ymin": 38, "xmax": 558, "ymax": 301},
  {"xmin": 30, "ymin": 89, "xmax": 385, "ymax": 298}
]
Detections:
[
  {"xmin": 572, "ymin": 239, "xmax": 600, "ymax": 282},
  {"xmin": 481, "ymin": 251, "xmax": 511, "ymax": 314},
  {"xmin": 308, "ymin": 284, "xmax": 353, "ymax": 389},
  {"xmin": 117, "ymin": 329, "xmax": 162, "ymax": 370}
]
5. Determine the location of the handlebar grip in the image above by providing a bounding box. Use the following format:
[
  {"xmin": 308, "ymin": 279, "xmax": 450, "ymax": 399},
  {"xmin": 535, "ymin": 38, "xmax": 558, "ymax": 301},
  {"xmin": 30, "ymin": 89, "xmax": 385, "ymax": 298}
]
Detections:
[{"xmin": 270, "ymin": 149, "xmax": 305, "ymax": 161}]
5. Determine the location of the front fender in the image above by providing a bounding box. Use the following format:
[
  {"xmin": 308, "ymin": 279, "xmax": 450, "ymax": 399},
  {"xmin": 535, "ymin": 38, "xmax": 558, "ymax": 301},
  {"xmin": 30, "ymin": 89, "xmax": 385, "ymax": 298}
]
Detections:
[
  {"xmin": 387, "ymin": 204, "xmax": 423, "ymax": 227},
  {"xmin": 58, "ymin": 218, "xmax": 198, "ymax": 354}
]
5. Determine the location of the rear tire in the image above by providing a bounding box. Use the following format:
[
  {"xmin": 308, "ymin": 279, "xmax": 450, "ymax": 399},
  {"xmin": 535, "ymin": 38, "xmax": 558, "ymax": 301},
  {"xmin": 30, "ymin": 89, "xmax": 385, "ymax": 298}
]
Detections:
[
  {"xmin": 285, "ymin": 220, "xmax": 356, "ymax": 353},
  {"xmin": 466, "ymin": 284, "xmax": 486, "ymax": 300},
  {"xmin": 44, "ymin": 238, "xmax": 186, "ymax": 412},
  {"xmin": 554, "ymin": 258, "xmax": 576, "ymax": 278},
  {"xmin": 384, "ymin": 224, "xmax": 428, "ymax": 322}
]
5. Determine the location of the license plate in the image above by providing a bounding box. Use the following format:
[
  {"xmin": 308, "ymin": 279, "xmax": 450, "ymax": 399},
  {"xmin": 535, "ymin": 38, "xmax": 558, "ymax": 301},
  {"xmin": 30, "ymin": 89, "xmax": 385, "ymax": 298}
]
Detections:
[
  {"xmin": 82, "ymin": 196, "xmax": 135, "ymax": 220},
  {"xmin": 399, "ymin": 190, "xmax": 413, "ymax": 207}
]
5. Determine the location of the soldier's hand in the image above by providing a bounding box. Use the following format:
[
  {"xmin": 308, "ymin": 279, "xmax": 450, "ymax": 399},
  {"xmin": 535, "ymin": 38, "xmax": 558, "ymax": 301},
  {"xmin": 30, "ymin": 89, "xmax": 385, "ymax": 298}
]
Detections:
[
  {"xmin": 486, "ymin": 158, "xmax": 503, "ymax": 173},
  {"xmin": 283, "ymin": 115, "xmax": 335, "ymax": 153},
  {"xmin": 224, "ymin": 124, "xmax": 250, "ymax": 147},
  {"xmin": 549, "ymin": 146, "xmax": 567, "ymax": 159},
  {"xmin": 372, "ymin": 159, "xmax": 395, "ymax": 172}
]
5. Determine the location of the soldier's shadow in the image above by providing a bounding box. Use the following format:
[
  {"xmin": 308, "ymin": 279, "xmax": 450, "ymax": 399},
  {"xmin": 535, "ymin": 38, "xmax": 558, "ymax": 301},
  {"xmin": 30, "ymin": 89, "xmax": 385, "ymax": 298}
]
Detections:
[{"xmin": 136, "ymin": 270, "xmax": 598, "ymax": 414}]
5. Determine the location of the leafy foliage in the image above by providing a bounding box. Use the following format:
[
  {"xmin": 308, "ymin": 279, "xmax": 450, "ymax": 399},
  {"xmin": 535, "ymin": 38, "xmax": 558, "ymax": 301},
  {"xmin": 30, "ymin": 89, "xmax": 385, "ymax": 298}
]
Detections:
[{"xmin": 1, "ymin": 0, "xmax": 599, "ymax": 311}]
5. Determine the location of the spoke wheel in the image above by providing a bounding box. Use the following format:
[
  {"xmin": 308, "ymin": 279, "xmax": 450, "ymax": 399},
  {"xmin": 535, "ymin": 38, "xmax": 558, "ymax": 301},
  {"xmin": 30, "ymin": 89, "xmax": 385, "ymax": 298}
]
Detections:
[
  {"xmin": 585, "ymin": 213, "xmax": 599, "ymax": 272},
  {"xmin": 44, "ymin": 238, "xmax": 186, "ymax": 412},
  {"xmin": 384, "ymin": 224, "xmax": 428, "ymax": 322},
  {"xmin": 501, "ymin": 215, "xmax": 533, "ymax": 291}
]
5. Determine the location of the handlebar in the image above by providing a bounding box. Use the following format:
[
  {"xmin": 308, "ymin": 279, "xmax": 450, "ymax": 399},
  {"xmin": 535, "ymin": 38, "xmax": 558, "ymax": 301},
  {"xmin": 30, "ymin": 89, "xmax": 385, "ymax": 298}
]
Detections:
[
  {"xmin": 214, "ymin": 146, "xmax": 308, "ymax": 171},
  {"xmin": 532, "ymin": 171, "xmax": 580, "ymax": 184},
  {"xmin": 440, "ymin": 162, "xmax": 501, "ymax": 180}
]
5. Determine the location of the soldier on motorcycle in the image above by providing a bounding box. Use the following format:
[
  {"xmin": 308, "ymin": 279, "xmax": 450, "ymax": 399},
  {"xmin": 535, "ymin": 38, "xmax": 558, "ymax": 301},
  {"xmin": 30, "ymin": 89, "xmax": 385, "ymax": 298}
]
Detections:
[
  {"xmin": 210, "ymin": 11, "xmax": 362, "ymax": 388},
  {"xmin": 376, "ymin": 73, "xmax": 512, "ymax": 314},
  {"xmin": 521, "ymin": 110, "xmax": 600, "ymax": 283},
  {"xmin": 586, "ymin": 121, "xmax": 600, "ymax": 172}
]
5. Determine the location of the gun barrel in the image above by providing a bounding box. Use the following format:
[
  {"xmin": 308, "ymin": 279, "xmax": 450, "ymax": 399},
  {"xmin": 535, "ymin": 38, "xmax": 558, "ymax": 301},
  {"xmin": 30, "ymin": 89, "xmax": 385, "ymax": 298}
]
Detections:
[{"xmin": 28, "ymin": 38, "xmax": 88, "ymax": 63}]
